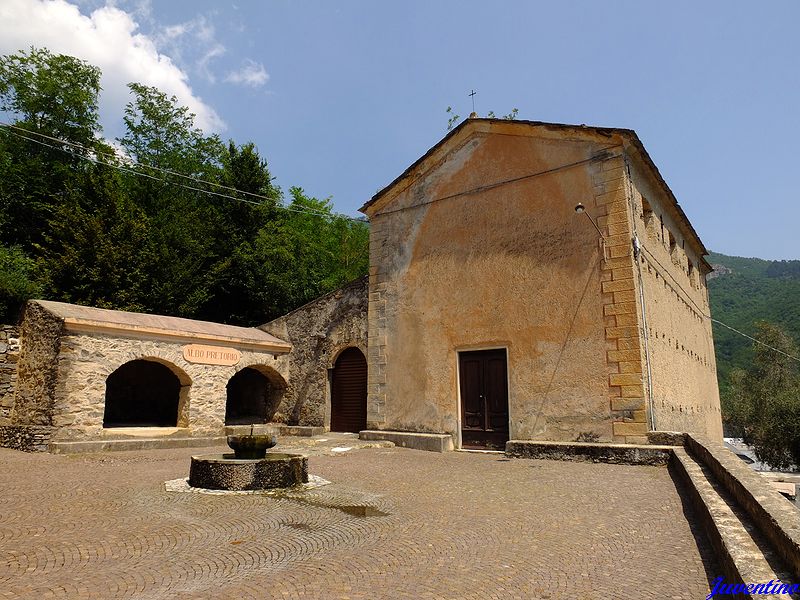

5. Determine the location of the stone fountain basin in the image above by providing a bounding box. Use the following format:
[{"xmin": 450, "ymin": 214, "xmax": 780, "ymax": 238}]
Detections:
[
  {"xmin": 226, "ymin": 434, "xmax": 277, "ymax": 459},
  {"xmin": 189, "ymin": 453, "xmax": 308, "ymax": 491}
]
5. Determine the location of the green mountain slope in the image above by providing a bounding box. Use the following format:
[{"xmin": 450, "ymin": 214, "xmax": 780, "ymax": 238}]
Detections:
[{"xmin": 707, "ymin": 252, "xmax": 800, "ymax": 389}]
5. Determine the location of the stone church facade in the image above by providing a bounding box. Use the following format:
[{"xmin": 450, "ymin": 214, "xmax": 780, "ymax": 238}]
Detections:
[{"xmin": 0, "ymin": 118, "xmax": 722, "ymax": 452}]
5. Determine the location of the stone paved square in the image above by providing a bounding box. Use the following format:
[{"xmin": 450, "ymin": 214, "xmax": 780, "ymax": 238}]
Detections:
[{"xmin": 0, "ymin": 445, "xmax": 718, "ymax": 599}]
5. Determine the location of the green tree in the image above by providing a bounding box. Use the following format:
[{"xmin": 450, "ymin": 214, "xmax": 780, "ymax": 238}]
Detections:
[
  {"xmin": 0, "ymin": 245, "xmax": 41, "ymax": 321},
  {"xmin": 119, "ymin": 83, "xmax": 223, "ymax": 176},
  {"xmin": 723, "ymin": 322, "xmax": 800, "ymax": 470},
  {"xmin": 115, "ymin": 83, "xmax": 229, "ymax": 318},
  {"xmin": 0, "ymin": 47, "xmax": 104, "ymax": 249},
  {"xmin": 36, "ymin": 164, "xmax": 155, "ymax": 313}
]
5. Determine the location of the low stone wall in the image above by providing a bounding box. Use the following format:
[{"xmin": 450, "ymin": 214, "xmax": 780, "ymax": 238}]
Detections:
[
  {"xmin": 0, "ymin": 325, "xmax": 19, "ymax": 424},
  {"xmin": 0, "ymin": 425, "xmax": 55, "ymax": 452},
  {"xmin": 685, "ymin": 434, "xmax": 800, "ymax": 582},
  {"xmin": 505, "ymin": 439, "xmax": 672, "ymax": 465}
]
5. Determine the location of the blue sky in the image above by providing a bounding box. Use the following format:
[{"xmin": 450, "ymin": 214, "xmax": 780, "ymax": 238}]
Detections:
[{"xmin": 2, "ymin": 1, "xmax": 799, "ymax": 259}]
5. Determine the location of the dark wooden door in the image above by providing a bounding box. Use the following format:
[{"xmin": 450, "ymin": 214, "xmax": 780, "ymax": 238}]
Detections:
[
  {"xmin": 331, "ymin": 347, "xmax": 367, "ymax": 432},
  {"xmin": 459, "ymin": 349, "xmax": 509, "ymax": 449}
]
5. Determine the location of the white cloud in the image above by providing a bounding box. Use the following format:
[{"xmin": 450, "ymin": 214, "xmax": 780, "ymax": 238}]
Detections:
[
  {"xmin": 154, "ymin": 13, "xmax": 226, "ymax": 84},
  {"xmin": 0, "ymin": 0, "xmax": 225, "ymax": 133},
  {"xmin": 225, "ymin": 59, "xmax": 269, "ymax": 88}
]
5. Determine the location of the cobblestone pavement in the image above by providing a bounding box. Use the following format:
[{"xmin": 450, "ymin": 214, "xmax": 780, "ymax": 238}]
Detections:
[{"xmin": 0, "ymin": 442, "xmax": 718, "ymax": 599}]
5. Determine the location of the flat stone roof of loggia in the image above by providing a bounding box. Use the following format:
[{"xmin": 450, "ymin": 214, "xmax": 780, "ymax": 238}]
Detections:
[{"xmin": 31, "ymin": 300, "xmax": 291, "ymax": 353}]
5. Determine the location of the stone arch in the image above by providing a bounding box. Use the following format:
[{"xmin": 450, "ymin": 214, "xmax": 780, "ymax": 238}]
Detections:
[
  {"xmin": 328, "ymin": 342, "xmax": 368, "ymax": 369},
  {"xmin": 103, "ymin": 357, "xmax": 191, "ymax": 428},
  {"xmin": 225, "ymin": 365, "xmax": 286, "ymax": 425}
]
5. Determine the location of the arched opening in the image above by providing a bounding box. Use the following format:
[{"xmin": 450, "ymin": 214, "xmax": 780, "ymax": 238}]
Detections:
[
  {"xmin": 225, "ymin": 366, "xmax": 285, "ymax": 425},
  {"xmin": 330, "ymin": 347, "xmax": 367, "ymax": 432},
  {"xmin": 103, "ymin": 359, "xmax": 183, "ymax": 427}
]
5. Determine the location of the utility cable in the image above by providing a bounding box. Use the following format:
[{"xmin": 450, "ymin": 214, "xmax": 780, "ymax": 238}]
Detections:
[
  {"xmin": 639, "ymin": 243, "xmax": 800, "ymax": 364},
  {"xmin": 373, "ymin": 145, "xmax": 623, "ymax": 217},
  {"xmin": 4, "ymin": 122, "xmax": 796, "ymax": 362},
  {"xmin": 0, "ymin": 122, "xmax": 360, "ymax": 221}
]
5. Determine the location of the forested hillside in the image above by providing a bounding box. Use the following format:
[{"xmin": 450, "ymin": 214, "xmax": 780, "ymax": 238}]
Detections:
[
  {"xmin": 708, "ymin": 251, "xmax": 800, "ymax": 390},
  {"xmin": 0, "ymin": 48, "xmax": 369, "ymax": 326}
]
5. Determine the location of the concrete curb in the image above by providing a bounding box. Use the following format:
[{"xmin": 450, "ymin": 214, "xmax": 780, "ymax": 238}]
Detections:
[{"xmin": 359, "ymin": 430, "xmax": 454, "ymax": 452}]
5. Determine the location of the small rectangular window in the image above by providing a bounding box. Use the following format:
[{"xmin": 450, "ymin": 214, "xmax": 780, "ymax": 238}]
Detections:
[{"xmin": 641, "ymin": 198, "xmax": 653, "ymax": 227}]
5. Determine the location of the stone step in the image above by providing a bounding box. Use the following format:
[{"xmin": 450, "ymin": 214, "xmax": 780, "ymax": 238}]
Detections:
[
  {"xmin": 671, "ymin": 448, "xmax": 796, "ymax": 597},
  {"xmin": 49, "ymin": 436, "xmax": 226, "ymax": 454}
]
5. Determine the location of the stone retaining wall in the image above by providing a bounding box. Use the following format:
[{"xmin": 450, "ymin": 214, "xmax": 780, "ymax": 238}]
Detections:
[
  {"xmin": 0, "ymin": 425, "xmax": 54, "ymax": 452},
  {"xmin": 260, "ymin": 276, "xmax": 367, "ymax": 427},
  {"xmin": 0, "ymin": 324, "xmax": 19, "ymax": 424}
]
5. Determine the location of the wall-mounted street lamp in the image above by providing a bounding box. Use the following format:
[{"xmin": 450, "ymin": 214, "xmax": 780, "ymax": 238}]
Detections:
[{"xmin": 574, "ymin": 203, "xmax": 607, "ymax": 261}]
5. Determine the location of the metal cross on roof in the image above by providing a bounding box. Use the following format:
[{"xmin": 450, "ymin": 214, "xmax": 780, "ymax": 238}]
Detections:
[{"xmin": 469, "ymin": 89, "xmax": 476, "ymax": 113}]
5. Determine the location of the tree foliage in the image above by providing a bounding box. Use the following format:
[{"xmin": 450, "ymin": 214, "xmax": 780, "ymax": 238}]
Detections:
[
  {"xmin": 722, "ymin": 322, "xmax": 800, "ymax": 470},
  {"xmin": 0, "ymin": 48, "xmax": 369, "ymax": 325},
  {"xmin": 708, "ymin": 252, "xmax": 800, "ymax": 391}
]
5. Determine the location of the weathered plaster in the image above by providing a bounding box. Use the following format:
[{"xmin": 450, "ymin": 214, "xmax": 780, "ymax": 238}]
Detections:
[
  {"xmin": 626, "ymin": 156, "xmax": 723, "ymax": 440},
  {"xmin": 365, "ymin": 123, "xmax": 625, "ymax": 443}
]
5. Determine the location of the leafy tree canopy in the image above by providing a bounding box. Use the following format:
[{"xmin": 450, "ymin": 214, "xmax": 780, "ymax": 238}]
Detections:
[
  {"xmin": 0, "ymin": 48, "xmax": 369, "ymax": 325},
  {"xmin": 722, "ymin": 322, "xmax": 800, "ymax": 470}
]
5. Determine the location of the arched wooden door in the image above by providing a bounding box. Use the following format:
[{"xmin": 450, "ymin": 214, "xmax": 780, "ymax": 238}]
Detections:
[{"xmin": 330, "ymin": 347, "xmax": 367, "ymax": 432}]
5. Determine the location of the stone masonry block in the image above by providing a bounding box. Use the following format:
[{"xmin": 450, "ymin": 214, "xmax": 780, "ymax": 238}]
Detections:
[
  {"xmin": 609, "ymin": 373, "xmax": 643, "ymax": 387},
  {"xmin": 604, "ymin": 302, "xmax": 637, "ymax": 316},
  {"xmin": 608, "ymin": 245, "xmax": 632, "ymax": 259},
  {"xmin": 592, "ymin": 167, "xmax": 624, "ymax": 184},
  {"xmin": 621, "ymin": 385, "xmax": 644, "ymax": 398},
  {"xmin": 618, "ymin": 361, "xmax": 643, "ymax": 374},
  {"xmin": 625, "ymin": 435, "xmax": 650, "ymax": 445},
  {"xmin": 607, "ymin": 349, "xmax": 640, "ymax": 363},
  {"xmin": 597, "ymin": 211, "xmax": 630, "ymax": 227},
  {"xmin": 613, "ymin": 290, "xmax": 637, "ymax": 304},
  {"xmin": 605, "ymin": 234, "xmax": 631, "ymax": 248},
  {"xmin": 600, "ymin": 257, "xmax": 635, "ymax": 271},
  {"xmin": 605, "ymin": 326, "xmax": 639, "ymax": 339},
  {"xmin": 613, "ymin": 422, "xmax": 648, "ymax": 436},
  {"xmin": 617, "ymin": 337, "xmax": 641, "ymax": 350},
  {"xmin": 611, "ymin": 397, "xmax": 646, "ymax": 411},
  {"xmin": 612, "ymin": 266, "xmax": 635, "ymax": 281},
  {"xmin": 607, "ymin": 222, "xmax": 631, "ymax": 237},
  {"xmin": 602, "ymin": 278, "xmax": 635, "ymax": 294},
  {"xmin": 614, "ymin": 313, "xmax": 639, "ymax": 327},
  {"xmin": 595, "ymin": 189, "xmax": 625, "ymax": 204},
  {"xmin": 632, "ymin": 410, "xmax": 647, "ymax": 423}
]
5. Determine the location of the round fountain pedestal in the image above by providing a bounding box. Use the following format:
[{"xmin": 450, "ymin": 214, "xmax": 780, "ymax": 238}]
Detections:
[{"xmin": 189, "ymin": 453, "xmax": 308, "ymax": 491}]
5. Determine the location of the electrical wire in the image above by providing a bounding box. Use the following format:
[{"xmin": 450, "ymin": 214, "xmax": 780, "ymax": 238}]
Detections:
[
  {"xmin": 373, "ymin": 145, "xmax": 623, "ymax": 217},
  {"xmin": 3, "ymin": 122, "xmax": 796, "ymax": 362},
  {"xmin": 0, "ymin": 122, "xmax": 361, "ymax": 221},
  {"xmin": 639, "ymin": 243, "xmax": 800, "ymax": 364}
]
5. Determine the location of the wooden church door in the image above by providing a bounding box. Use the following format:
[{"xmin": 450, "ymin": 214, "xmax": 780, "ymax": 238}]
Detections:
[{"xmin": 459, "ymin": 349, "xmax": 509, "ymax": 449}]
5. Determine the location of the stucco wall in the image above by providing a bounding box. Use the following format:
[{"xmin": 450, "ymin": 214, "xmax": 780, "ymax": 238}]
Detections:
[
  {"xmin": 260, "ymin": 276, "xmax": 368, "ymax": 427},
  {"xmin": 365, "ymin": 123, "xmax": 635, "ymax": 443},
  {"xmin": 626, "ymin": 157, "xmax": 723, "ymax": 440}
]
